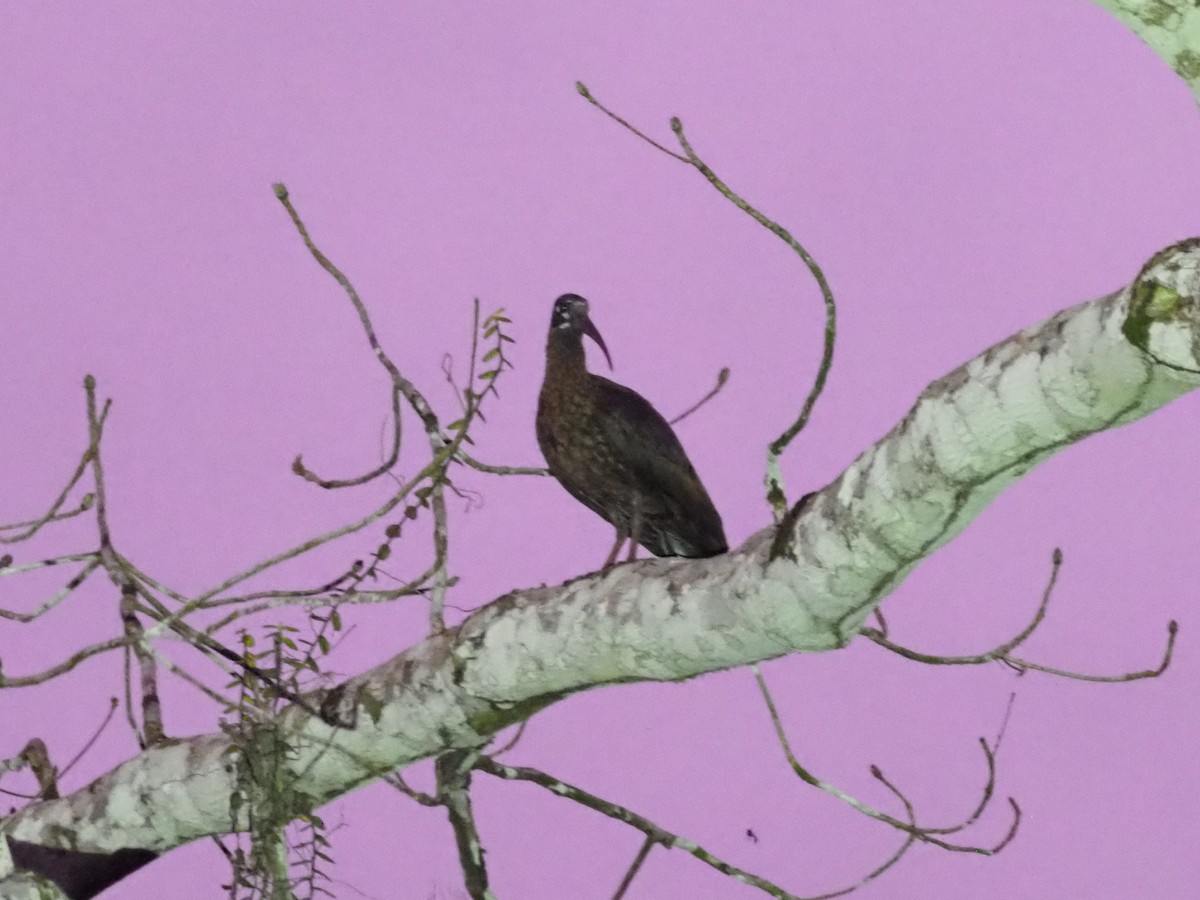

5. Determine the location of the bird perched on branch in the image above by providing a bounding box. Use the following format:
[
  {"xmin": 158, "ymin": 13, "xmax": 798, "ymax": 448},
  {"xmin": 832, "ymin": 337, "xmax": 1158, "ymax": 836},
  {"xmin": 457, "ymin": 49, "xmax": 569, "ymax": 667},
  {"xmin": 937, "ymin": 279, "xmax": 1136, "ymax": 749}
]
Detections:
[{"xmin": 536, "ymin": 293, "xmax": 728, "ymax": 567}]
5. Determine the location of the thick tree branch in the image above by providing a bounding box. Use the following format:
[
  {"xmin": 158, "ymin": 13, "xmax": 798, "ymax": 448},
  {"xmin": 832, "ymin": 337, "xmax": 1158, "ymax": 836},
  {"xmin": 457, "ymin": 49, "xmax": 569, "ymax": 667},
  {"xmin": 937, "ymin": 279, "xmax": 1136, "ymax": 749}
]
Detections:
[
  {"xmin": 4, "ymin": 238, "xmax": 1198, "ymax": 892},
  {"xmin": 1092, "ymin": 0, "xmax": 1200, "ymax": 101}
]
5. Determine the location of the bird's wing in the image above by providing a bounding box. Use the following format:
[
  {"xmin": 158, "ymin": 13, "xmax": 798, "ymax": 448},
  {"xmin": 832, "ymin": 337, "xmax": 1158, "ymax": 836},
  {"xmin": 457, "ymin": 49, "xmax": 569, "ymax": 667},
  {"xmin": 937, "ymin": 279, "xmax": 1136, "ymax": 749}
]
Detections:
[{"xmin": 589, "ymin": 376, "xmax": 707, "ymax": 510}]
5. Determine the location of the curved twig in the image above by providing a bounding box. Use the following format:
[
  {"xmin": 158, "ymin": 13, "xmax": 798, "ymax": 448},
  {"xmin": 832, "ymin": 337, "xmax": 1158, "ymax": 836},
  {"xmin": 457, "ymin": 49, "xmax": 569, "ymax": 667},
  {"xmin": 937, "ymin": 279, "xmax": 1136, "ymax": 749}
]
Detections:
[
  {"xmin": 387, "ymin": 772, "xmax": 440, "ymax": 808},
  {"xmin": 670, "ymin": 367, "xmax": 731, "ymax": 425},
  {"xmin": 58, "ymin": 697, "xmax": 119, "ymax": 782},
  {"xmin": 0, "ymin": 493, "xmax": 95, "ymax": 541},
  {"xmin": 490, "ymin": 721, "xmax": 528, "ymax": 757},
  {"xmin": 669, "ymin": 118, "xmax": 837, "ymax": 473},
  {"xmin": 863, "ymin": 548, "xmax": 1177, "ymax": 684},
  {"xmin": 0, "ymin": 404, "xmax": 106, "ymax": 544},
  {"xmin": 753, "ymin": 666, "xmax": 1018, "ymax": 853},
  {"xmin": 0, "ymin": 636, "xmax": 130, "ymax": 687},
  {"xmin": 275, "ymin": 183, "xmax": 440, "ymax": 486},
  {"xmin": 841, "ymin": 767, "xmax": 919, "ymax": 896},
  {"xmin": 0, "ymin": 556, "xmax": 101, "ymax": 622},
  {"xmin": 577, "ymin": 82, "xmax": 837, "ymax": 520}
]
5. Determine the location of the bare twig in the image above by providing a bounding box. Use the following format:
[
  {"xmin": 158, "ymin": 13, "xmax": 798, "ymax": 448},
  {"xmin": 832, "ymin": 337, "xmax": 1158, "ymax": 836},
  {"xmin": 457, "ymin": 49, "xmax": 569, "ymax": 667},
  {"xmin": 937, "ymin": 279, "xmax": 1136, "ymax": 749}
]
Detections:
[
  {"xmin": 121, "ymin": 644, "xmax": 140, "ymax": 744},
  {"xmin": 0, "ymin": 408, "xmax": 105, "ymax": 545},
  {"xmin": 611, "ymin": 834, "xmax": 656, "ymax": 900},
  {"xmin": 862, "ymin": 549, "xmax": 1178, "ymax": 683},
  {"xmin": 577, "ymin": 82, "xmax": 837, "ymax": 521},
  {"xmin": 0, "ymin": 636, "xmax": 130, "ymax": 688},
  {"xmin": 992, "ymin": 693, "xmax": 1017, "ymax": 756},
  {"xmin": 148, "ymin": 641, "xmax": 241, "ymax": 711},
  {"xmin": 291, "ymin": 385, "xmax": 402, "ymax": 489},
  {"xmin": 0, "ymin": 552, "xmax": 99, "ymax": 576},
  {"xmin": 477, "ymin": 757, "xmax": 801, "ymax": 900},
  {"xmin": 117, "ymin": 576, "xmax": 163, "ymax": 746},
  {"xmin": 490, "ymin": 721, "xmax": 528, "ymax": 757},
  {"xmin": 669, "ymin": 118, "xmax": 837, "ymax": 471},
  {"xmin": 165, "ymin": 431, "xmax": 467, "ymax": 617},
  {"xmin": 426, "ymin": 308, "xmax": 481, "ymax": 631},
  {"xmin": 847, "ymin": 767, "xmax": 919, "ymax": 895},
  {"xmin": 274, "ymin": 185, "xmax": 515, "ymax": 639},
  {"xmin": 274, "ymin": 184, "xmax": 413, "ymax": 488},
  {"xmin": 455, "ymin": 454, "xmax": 547, "ymax": 477},
  {"xmin": 670, "ymin": 367, "xmax": 731, "ymax": 425},
  {"xmin": 275, "ymin": 182, "xmax": 447, "ymax": 489},
  {"xmin": 133, "ymin": 584, "xmax": 326, "ymax": 717},
  {"xmin": 0, "ymin": 555, "xmax": 101, "ymax": 622},
  {"xmin": 387, "ymin": 772, "xmax": 440, "ymax": 808},
  {"xmin": 575, "ymin": 83, "xmax": 688, "ymax": 162},
  {"xmin": 64, "ymin": 379, "xmax": 323, "ymax": 724},
  {"xmin": 0, "ymin": 493, "xmax": 95, "ymax": 542},
  {"xmin": 1001, "ymin": 636, "xmax": 1176, "ymax": 683},
  {"xmin": 115, "ymin": 555, "xmax": 191, "ymax": 605},
  {"xmin": 201, "ymin": 584, "xmax": 434, "ymax": 635},
  {"xmin": 752, "ymin": 665, "xmax": 1019, "ymax": 854},
  {"xmin": 58, "ymin": 697, "xmax": 119, "ymax": 781},
  {"xmin": 83, "ymin": 375, "xmax": 165, "ymax": 746},
  {"xmin": 127, "ymin": 553, "xmax": 357, "ymax": 616},
  {"xmin": 871, "ymin": 607, "xmax": 889, "ymax": 639}
]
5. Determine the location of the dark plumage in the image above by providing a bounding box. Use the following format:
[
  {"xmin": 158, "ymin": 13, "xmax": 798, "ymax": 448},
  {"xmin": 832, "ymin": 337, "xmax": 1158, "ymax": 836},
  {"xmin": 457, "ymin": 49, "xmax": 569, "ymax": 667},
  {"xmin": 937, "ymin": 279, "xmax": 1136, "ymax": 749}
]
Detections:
[{"xmin": 536, "ymin": 294, "xmax": 728, "ymax": 565}]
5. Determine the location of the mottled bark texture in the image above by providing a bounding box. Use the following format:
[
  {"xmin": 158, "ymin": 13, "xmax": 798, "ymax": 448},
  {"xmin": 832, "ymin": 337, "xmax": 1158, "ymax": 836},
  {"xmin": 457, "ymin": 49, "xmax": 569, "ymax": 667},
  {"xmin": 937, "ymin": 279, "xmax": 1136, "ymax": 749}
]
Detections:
[
  {"xmin": 1092, "ymin": 0, "xmax": 1200, "ymax": 101},
  {"xmin": 3, "ymin": 239, "xmax": 1199, "ymax": 896}
]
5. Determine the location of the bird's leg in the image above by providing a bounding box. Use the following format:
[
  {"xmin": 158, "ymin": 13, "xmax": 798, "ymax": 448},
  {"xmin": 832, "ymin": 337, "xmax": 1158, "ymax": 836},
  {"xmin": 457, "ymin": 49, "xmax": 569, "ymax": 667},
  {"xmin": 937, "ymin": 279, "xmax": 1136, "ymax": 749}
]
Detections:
[
  {"xmin": 626, "ymin": 499, "xmax": 642, "ymax": 563},
  {"xmin": 603, "ymin": 527, "xmax": 626, "ymax": 570}
]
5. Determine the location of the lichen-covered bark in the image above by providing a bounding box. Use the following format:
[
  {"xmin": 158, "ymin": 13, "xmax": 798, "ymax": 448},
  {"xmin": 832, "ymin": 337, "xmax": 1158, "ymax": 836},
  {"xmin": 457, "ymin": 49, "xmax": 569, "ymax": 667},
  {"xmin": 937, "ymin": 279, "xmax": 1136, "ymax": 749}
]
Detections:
[
  {"xmin": 3, "ymin": 239, "xmax": 1199, "ymax": 895},
  {"xmin": 1092, "ymin": 0, "xmax": 1200, "ymax": 100}
]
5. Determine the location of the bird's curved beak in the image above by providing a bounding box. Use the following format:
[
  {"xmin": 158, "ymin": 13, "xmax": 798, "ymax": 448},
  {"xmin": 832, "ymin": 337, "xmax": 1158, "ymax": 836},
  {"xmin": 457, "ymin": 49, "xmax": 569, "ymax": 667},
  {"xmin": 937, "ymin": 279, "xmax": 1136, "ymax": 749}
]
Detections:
[{"xmin": 583, "ymin": 319, "xmax": 614, "ymax": 370}]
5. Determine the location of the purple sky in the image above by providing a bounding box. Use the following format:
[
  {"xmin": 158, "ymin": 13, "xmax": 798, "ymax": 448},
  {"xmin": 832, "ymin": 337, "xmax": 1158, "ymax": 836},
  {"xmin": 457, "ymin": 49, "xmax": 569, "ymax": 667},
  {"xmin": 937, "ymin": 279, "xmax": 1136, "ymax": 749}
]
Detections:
[{"xmin": 2, "ymin": 3, "xmax": 1198, "ymax": 898}]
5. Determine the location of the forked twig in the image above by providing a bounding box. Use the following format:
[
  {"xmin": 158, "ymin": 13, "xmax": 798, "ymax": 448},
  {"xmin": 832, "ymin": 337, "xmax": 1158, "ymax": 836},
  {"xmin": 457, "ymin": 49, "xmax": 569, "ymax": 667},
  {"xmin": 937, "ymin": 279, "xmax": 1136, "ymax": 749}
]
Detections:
[
  {"xmin": 0, "ymin": 493, "xmax": 95, "ymax": 543},
  {"xmin": 752, "ymin": 665, "xmax": 1020, "ymax": 854},
  {"xmin": 274, "ymin": 186, "xmax": 511, "ymax": 636},
  {"xmin": 476, "ymin": 756, "xmax": 801, "ymax": 899},
  {"xmin": 81, "ymin": 375, "xmax": 165, "ymax": 746},
  {"xmin": 0, "ymin": 407, "xmax": 106, "ymax": 545},
  {"xmin": 862, "ymin": 549, "xmax": 1178, "ymax": 684},
  {"xmin": 477, "ymin": 754, "xmax": 948, "ymax": 900},
  {"xmin": 0, "ymin": 555, "xmax": 101, "ymax": 622},
  {"xmin": 577, "ymin": 82, "xmax": 837, "ymax": 520},
  {"xmin": 274, "ymin": 184, "xmax": 417, "ymax": 488}
]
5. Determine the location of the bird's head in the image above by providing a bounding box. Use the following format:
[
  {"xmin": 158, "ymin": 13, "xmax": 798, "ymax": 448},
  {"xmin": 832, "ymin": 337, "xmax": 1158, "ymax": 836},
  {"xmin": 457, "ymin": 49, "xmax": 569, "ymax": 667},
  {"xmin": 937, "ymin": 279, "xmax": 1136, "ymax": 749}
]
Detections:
[{"xmin": 551, "ymin": 293, "xmax": 613, "ymax": 369}]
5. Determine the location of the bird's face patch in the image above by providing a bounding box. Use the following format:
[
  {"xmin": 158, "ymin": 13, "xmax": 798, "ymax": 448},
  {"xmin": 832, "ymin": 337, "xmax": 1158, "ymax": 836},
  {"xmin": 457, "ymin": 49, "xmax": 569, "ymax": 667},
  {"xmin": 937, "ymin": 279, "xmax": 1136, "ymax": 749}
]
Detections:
[
  {"xmin": 551, "ymin": 293, "xmax": 613, "ymax": 369},
  {"xmin": 551, "ymin": 293, "xmax": 590, "ymax": 331}
]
